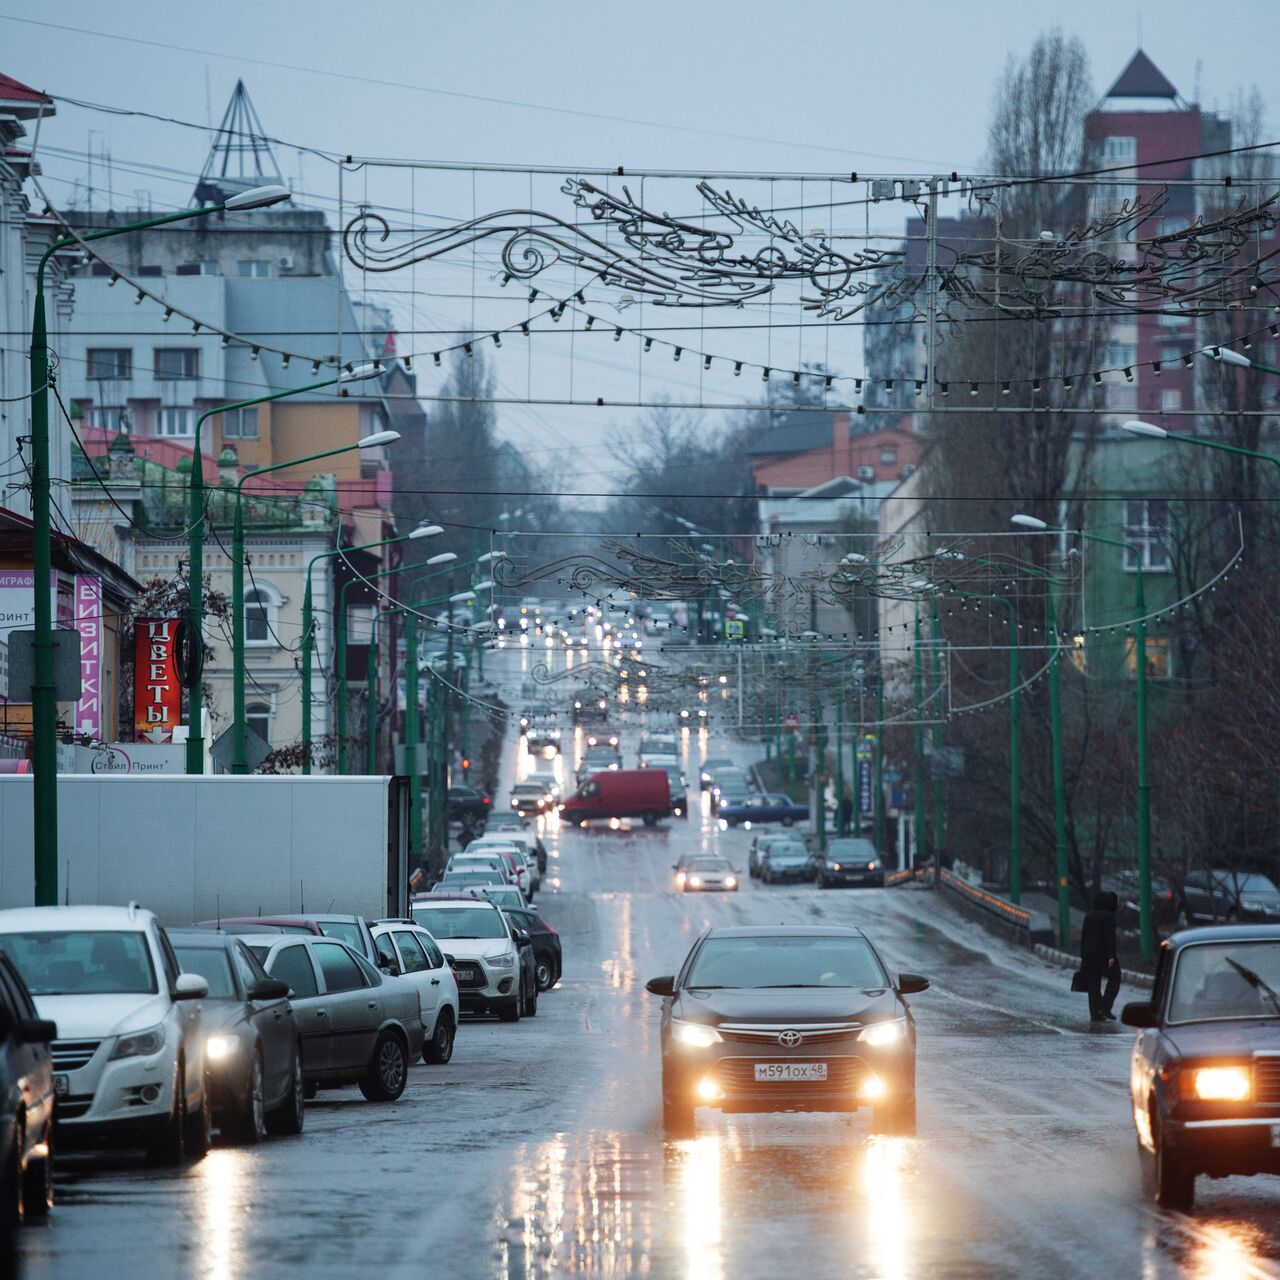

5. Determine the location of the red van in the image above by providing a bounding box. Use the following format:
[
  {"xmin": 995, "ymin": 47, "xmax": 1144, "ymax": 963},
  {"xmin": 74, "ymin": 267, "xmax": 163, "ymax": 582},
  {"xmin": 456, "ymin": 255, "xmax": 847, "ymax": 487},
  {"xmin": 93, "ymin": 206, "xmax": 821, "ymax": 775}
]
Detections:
[{"xmin": 560, "ymin": 769, "xmax": 672, "ymax": 826}]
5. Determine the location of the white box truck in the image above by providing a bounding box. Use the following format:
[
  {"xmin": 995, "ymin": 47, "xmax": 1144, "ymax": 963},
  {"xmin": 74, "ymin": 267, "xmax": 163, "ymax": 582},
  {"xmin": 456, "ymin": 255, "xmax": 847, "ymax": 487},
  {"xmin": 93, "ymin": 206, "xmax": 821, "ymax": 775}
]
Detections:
[{"xmin": 0, "ymin": 775, "xmax": 410, "ymax": 926}]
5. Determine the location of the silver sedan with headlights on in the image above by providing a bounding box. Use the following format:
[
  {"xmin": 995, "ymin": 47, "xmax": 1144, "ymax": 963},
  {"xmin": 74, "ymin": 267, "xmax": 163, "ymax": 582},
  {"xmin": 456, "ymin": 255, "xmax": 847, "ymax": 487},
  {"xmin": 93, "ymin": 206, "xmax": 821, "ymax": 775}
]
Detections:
[
  {"xmin": 646, "ymin": 925, "xmax": 928, "ymax": 1135},
  {"xmin": 675, "ymin": 857, "xmax": 739, "ymax": 894},
  {"xmin": 169, "ymin": 931, "xmax": 304, "ymax": 1143}
]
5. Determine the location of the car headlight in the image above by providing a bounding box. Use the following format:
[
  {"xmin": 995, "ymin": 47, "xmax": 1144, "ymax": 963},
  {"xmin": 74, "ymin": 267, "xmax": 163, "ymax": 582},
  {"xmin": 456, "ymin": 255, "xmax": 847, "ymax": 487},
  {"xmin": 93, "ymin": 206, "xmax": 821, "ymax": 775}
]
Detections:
[
  {"xmin": 109, "ymin": 1024, "xmax": 166, "ymax": 1060},
  {"xmin": 830, "ymin": 862, "xmax": 842, "ymax": 871},
  {"xmin": 858, "ymin": 1020, "xmax": 905, "ymax": 1047},
  {"xmin": 673, "ymin": 1021, "xmax": 722, "ymax": 1049},
  {"xmin": 486, "ymin": 953, "xmax": 516, "ymax": 969},
  {"xmin": 867, "ymin": 861, "xmax": 879, "ymax": 871},
  {"xmin": 724, "ymin": 876, "xmax": 737, "ymax": 888},
  {"xmin": 206, "ymin": 1034, "xmax": 236, "ymax": 1063},
  {"xmin": 689, "ymin": 876, "xmax": 703, "ymax": 887},
  {"xmin": 675, "ymin": 872, "xmax": 686, "ymax": 885},
  {"xmin": 1192, "ymin": 1066, "xmax": 1250, "ymax": 1101}
]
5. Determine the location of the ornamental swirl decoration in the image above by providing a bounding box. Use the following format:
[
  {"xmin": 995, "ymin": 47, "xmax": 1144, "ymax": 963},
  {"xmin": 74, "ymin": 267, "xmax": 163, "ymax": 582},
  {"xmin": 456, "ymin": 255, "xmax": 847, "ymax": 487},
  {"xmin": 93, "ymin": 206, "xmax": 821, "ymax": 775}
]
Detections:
[{"xmin": 346, "ymin": 179, "xmax": 1280, "ymax": 324}]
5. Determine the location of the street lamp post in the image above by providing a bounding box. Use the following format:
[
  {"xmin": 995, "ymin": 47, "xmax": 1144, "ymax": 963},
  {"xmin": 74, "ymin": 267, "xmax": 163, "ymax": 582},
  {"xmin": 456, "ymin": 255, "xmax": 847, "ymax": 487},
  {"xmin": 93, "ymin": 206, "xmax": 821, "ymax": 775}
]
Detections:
[
  {"xmin": 231, "ymin": 429, "xmax": 400, "ymax": 774},
  {"xmin": 912, "ymin": 606, "xmax": 926, "ymax": 869},
  {"xmin": 1015, "ymin": 512, "xmax": 1152, "ymax": 958},
  {"xmin": 191, "ymin": 364, "xmax": 385, "ymax": 776},
  {"xmin": 301, "ymin": 525, "xmax": 441, "ymax": 775},
  {"xmin": 29, "ymin": 183, "xmax": 289, "ymax": 901}
]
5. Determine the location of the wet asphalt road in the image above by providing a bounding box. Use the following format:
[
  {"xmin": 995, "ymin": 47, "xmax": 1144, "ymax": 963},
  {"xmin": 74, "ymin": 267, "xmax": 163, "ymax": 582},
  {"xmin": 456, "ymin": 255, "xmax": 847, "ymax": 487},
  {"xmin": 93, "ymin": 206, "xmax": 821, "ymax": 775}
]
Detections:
[{"xmin": 20, "ymin": 648, "xmax": 1280, "ymax": 1278}]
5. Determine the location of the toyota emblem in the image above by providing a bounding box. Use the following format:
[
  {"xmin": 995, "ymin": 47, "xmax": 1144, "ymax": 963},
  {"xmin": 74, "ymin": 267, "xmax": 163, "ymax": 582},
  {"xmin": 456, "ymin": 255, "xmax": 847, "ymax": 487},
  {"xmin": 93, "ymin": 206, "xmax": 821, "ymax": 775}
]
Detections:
[{"xmin": 777, "ymin": 1029, "xmax": 803, "ymax": 1048}]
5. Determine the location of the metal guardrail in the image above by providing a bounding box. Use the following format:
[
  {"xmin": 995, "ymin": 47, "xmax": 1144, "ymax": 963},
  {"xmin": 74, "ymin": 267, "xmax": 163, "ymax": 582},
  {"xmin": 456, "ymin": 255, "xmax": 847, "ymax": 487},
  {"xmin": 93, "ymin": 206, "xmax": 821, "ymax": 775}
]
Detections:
[
  {"xmin": 885, "ymin": 867, "xmax": 922, "ymax": 887},
  {"xmin": 938, "ymin": 868, "xmax": 1055, "ymax": 946}
]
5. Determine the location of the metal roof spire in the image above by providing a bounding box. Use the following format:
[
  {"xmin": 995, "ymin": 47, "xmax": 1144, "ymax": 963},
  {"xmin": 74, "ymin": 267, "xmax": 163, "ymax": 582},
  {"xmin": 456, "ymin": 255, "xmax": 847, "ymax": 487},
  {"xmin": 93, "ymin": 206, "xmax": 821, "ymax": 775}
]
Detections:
[{"xmin": 194, "ymin": 80, "xmax": 286, "ymax": 207}]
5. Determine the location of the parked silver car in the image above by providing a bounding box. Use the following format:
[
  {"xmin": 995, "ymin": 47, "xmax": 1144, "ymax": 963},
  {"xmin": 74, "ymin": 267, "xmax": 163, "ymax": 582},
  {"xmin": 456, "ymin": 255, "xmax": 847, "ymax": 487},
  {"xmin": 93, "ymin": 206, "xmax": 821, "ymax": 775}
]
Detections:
[{"xmin": 241, "ymin": 935, "xmax": 424, "ymax": 1103}]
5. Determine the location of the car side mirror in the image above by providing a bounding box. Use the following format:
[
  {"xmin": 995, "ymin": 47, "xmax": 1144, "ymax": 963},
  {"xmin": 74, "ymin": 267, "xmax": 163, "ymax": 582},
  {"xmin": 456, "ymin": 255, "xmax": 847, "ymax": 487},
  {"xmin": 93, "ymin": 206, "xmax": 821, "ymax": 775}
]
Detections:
[
  {"xmin": 378, "ymin": 959, "xmax": 401, "ymax": 976},
  {"xmin": 13, "ymin": 1018, "xmax": 56, "ymax": 1045},
  {"xmin": 248, "ymin": 978, "xmax": 290, "ymax": 1002},
  {"xmin": 1121, "ymin": 1001, "xmax": 1158, "ymax": 1028},
  {"xmin": 896, "ymin": 973, "xmax": 930, "ymax": 995},
  {"xmin": 645, "ymin": 975, "xmax": 676, "ymax": 997},
  {"xmin": 173, "ymin": 972, "xmax": 209, "ymax": 1001},
  {"xmin": 514, "ymin": 930, "xmax": 530, "ymax": 945}
]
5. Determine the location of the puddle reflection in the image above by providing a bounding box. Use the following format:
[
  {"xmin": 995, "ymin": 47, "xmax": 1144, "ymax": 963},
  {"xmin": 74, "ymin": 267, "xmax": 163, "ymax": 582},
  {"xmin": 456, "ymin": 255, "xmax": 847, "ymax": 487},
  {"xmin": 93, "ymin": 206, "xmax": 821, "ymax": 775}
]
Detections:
[{"xmin": 495, "ymin": 1122, "xmax": 931, "ymax": 1279}]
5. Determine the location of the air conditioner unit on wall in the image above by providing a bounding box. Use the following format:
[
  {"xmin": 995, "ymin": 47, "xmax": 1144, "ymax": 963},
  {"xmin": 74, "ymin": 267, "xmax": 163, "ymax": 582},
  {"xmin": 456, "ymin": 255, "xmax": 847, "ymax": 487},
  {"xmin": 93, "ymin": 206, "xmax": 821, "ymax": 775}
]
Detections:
[
  {"xmin": 278, "ymin": 256, "xmax": 295, "ymax": 271},
  {"xmin": 856, "ymin": 465, "xmax": 875, "ymax": 481}
]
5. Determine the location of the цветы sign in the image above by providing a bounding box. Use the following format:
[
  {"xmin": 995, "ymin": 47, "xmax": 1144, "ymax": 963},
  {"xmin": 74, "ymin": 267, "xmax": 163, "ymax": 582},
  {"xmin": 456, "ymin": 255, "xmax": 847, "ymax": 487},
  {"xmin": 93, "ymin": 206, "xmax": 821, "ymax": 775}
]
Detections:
[{"xmin": 133, "ymin": 618, "xmax": 181, "ymax": 743}]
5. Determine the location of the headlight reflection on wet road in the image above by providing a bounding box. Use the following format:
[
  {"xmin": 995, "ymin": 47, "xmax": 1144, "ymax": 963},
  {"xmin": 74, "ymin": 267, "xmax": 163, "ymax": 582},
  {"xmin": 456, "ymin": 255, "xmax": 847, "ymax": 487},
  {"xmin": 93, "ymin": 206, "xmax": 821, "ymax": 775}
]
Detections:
[{"xmin": 677, "ymin": 1135, "xmax": 723, "ymax": 1280}]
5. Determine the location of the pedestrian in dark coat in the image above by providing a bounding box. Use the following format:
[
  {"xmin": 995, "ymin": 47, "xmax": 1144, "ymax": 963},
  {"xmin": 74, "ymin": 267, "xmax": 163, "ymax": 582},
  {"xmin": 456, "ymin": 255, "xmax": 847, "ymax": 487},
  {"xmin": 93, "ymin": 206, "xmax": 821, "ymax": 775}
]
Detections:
[
  {"xmin": 837, "ymin": 793, "xmax": 853, "ymax": 838},
  {"xmin": 1080, "ymin": 890, "xmax": 1120, "ymax": 1023}
]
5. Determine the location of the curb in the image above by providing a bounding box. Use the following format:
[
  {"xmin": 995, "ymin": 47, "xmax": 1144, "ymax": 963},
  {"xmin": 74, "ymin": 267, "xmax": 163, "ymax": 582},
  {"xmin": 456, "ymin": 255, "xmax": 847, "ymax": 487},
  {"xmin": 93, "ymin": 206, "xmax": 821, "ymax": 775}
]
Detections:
[{"xmin": 1032, "ymin": 942, "xmax": 1154, "ymax": 990}]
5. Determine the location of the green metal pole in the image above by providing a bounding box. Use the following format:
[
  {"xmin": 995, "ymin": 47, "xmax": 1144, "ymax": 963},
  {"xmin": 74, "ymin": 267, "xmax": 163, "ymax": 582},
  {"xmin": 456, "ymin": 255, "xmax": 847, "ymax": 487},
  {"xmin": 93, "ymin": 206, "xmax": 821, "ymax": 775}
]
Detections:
[
  {"xmin": 875, "ymin": 667, "xmax": 885, "ymax": 859},
  {"xmin": 931, "ymin": 597, "xmax": 946, "ymax": 865},
  {"xmin": 1008, "ymin": 604, "xmax": 1022, "ymax": 905},
  {"xmin": 231, "ymin": 496, "xmax": 247, "ymax": 773},
  {"xmin": 835, "ymin": 693, "xmax": 845, "ymax": 836},
  {"xmin": 1047, "ymin": 580, "xmax": 1070, "ymax": 948},
  {"xmin": 301, "ymin": 577, "xmax": 313, "ymax": 775},
  {"xmin": 186, "ymin": 432, "xmax": 205, "ymax": 775},
  {"xmin": 913, "ymin": 608, "xmax": 926, "ymax": 869},
  {"xmin": 406, "ymin": 611, "xmax": 422, "ymax": 861},
  {"xmin": 336, "ymin": 593, "xmax": 349, "ymax": 774},
  {"xmin": 30, "ymin": 262, "xmax": 56, "ymax": 902},
  {"xmin": 366, "ymin": 609, "xmax": 379, "ymax": 775},
  {"xmin": 1134, "ymin": 563, "xmax": 1152, "ymax": 959}
]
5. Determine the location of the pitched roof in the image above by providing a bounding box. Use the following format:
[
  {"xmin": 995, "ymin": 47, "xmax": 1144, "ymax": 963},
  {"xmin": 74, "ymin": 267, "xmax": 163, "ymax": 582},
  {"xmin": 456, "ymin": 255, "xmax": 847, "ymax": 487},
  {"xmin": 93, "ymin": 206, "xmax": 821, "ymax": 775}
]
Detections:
[
  {"xmin": 1106, "ymin": 50, "xmax": 1179, "ymax": 100},
  {"xmin": 747, "ymin": 412, "xmax": 833, "ymax": 458},
  {"xmin": 0, "ymin": 73, "xmax": 52, "ymax": 106}
]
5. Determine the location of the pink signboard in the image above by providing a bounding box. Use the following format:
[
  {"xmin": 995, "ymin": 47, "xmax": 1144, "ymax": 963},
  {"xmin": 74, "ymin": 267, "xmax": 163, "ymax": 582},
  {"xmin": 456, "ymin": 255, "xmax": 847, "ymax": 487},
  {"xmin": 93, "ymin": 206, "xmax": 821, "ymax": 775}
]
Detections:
[{"xmin": 73, "ymin": 575, "xmax": 103, "ymax": 738}]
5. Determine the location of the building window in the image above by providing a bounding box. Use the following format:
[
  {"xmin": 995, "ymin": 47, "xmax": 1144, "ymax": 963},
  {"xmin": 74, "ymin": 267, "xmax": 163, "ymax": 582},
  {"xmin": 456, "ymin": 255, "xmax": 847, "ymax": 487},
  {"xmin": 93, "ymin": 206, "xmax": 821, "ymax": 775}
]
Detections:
[
  {"xmin": 1160, "ymin": 389, "xmax": 1183, "ymax": 413},
  {"xmin": 87, "ymin": 348, "xmax": 131, "ymax": 379},
  {"xmin": 1107, "ymin": 385, "xmax": 1138, "ymax": 411},
  {"xmin": 1123, "ymin": 499, "xmax": 1171, "ymax": 572},
  {"xmin": 1106, "ymin": 342, "xmax": 1137, "ymax": 368},
  {"xmin": 222, "ymin": 407, "xmax": 260, "ymax": 439},
  {"xmin": 245, "ymin": 702, "xmax": 272, "ymax": 747},
  {"xmin": 154, "ymin": 348, "xmax": 200, "ymax": 380},
  {"xmin": 237, "ymin": 260, "xmax": 271, "ymax": 278},
  {"xmin": 879, "ymin": 449, "xmax": 898, "ymax": 466},
  {"xmin": 175, "ymin": 261, "xmax": 220, "ymax": 276},
  {"xmin": 347, "ymin": 605, "xmax": 376, "ymax": 645},
  {"xmin": 1125, "ymin": 636, "xmax": 1172, "ymax": 681},
  {"xmin": 87, "ymin": 406, "xmax": 130, "ymax": 432},
  {"xmin": 1102, "ymin": 136, "xmax": 1137, "ymax": 164},
  {"xmin": 157, "ymin": 407, "xmax": 195, "ymax": 437},
  {"xmin": 244, "ymin": 585, "xmax": 281, "ymax": 646},
  {"xmin": 1160, "ymin": 344, "xmax": 1184, "ymax": 363}
]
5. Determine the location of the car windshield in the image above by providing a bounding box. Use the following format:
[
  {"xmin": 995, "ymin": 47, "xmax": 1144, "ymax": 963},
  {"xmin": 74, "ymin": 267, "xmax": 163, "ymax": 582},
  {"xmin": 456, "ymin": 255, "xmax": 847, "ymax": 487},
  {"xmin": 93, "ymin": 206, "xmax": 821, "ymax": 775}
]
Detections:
[
  {"xmin": 1216, "ymin": 873, "xmax": 1279, "ymax": 894},
  {"xmin": 689, "ymin": 859, "xmax": 731, "ymax": 872},
  {"xmin": 411, "ymin": 907, "xmax": 506, "ymax": 940},
  {"xmin": 0, "ymin": 930, "xmax": 158, "ymax": 996},
  {"xmin": 827, "ymin": 840, "xmax": 877, "ymax": 858},
  {"xmin": 685, "ymin": 935, "xmax": 886, "ymax": 990},
  {"xmin": 770, "ymin": 849, "xmax": 809, "ymax": 862},
  {"xmin": 1168, "ymin": 941, "xmax": 1280, "ymax": 1023},
  {"xmin": 315, "ymin": 921, "xmax": 363, "ymax": 950},
  {"xmin": 173, "ymin": 946, "xmax": 237, "ymax": 999},
  {"xmin": 439, "ymin": 872, "xmax": 505, "ymax": 887}
]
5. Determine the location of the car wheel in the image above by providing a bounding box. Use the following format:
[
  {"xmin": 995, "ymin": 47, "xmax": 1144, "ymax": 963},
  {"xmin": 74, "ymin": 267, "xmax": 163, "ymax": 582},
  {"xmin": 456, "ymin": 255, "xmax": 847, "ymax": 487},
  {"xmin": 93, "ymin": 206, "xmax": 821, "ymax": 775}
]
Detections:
[
  {"xmin": 526, "ymin": 983, "xmax": 539, "ymax": 1018},
  {"xmin": 872, "ymin": 1092, "xmax": 916, "ymax": 1136},
  {"xmin": 266, "ymin": 1049, "xmax": 305, "ymax": 1136},
  {"xmin": 496, "ymin": 995, "xmax": 522, "ymax": 1023},
  {"xmin": 225, "ymin": 1051, "xmax": 266, "ymax": 1146},
  {"xmin": 662, "ymin": 1097, "xmax": 695, "ymax": 1136},
  {"xmin": 535, "ymin": 957, "xmax": 555, "ymax": 991},
  {"xmin": 303, "ymin": 1080, "xmax": 318, "ymax": 1101},
  {"xmin": 643, "ymin": 812, "xmax": 658, "ymax": 827},
  {"xmin": 1152, "ymin": 1116, "xmax": 1195, "ymax": 1211},
  {"xmin": 781, "ymin": 816, "xmax": 795, "ymax": 827},
  {"xmin": 21, "ymin": 1118, "xmax": 52, "ymax": 1219},
  {"xmin": 4, "ymin": 1123, "xmax": 23, "ymax": 1227},
  {"xmin": 147, "ymin": 1067, "xmax": 186, "ymax": 1167},
  {"xmin": 184, "ymin": 1072, "xmax": 211, "ymax": 1161},
  {"xmin": 359, "ymin": 1031, "xmax": 408, "ymax": 1102},
  {"xmin": 423, "ymin": 1010, "xmax": 456, "ymax": 1064}
]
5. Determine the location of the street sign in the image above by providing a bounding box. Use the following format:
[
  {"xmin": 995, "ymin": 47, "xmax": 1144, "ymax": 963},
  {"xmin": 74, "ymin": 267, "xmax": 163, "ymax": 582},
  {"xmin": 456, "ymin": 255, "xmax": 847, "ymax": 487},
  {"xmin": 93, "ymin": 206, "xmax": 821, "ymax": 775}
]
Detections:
[
  {"xmin": 925, "ymin": 742, "xmax": 966, "ymax": 776},
  {"xmin": 783, "ymin": 712, "xmax": 799, "ymax": 731},
  {"xmin": 210, "ymin": 724, "xmax": 272, "ymax": 773},
  {"xmin": 724, "ymin": 618, "xmax": 745, "ymax": 640},
  {"xmin": 6, "ymin": 629, "xmax": 83, "ymax": 702}
]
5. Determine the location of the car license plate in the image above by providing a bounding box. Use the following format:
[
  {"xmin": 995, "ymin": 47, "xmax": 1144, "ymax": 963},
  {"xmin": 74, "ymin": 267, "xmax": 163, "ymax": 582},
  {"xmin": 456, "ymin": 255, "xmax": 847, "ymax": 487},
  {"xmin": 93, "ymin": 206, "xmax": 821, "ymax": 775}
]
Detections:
[
  {"xmin": 754, "ymin": 1062, "xmax": 827, "ymax": 1082},
  {"xmin": 53, "ymin": 1074, "xmax": 68, "ymax": 1097}
]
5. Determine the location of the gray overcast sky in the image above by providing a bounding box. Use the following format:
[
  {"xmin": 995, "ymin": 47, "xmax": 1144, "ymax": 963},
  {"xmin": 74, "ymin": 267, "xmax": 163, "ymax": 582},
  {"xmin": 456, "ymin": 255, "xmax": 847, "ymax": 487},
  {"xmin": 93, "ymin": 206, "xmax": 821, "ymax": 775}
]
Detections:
[{"xmin": 4, "ymin": 0, "xmax": 1278, "ymax": 484}]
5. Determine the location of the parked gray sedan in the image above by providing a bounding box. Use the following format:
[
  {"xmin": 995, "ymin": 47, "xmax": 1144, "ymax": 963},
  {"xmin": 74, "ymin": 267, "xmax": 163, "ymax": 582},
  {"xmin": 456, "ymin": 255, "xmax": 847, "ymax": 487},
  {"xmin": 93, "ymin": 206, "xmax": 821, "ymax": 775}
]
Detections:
[{"xmin": 242, "ymin": 936, "xmax": 424, "ymax": 1103}]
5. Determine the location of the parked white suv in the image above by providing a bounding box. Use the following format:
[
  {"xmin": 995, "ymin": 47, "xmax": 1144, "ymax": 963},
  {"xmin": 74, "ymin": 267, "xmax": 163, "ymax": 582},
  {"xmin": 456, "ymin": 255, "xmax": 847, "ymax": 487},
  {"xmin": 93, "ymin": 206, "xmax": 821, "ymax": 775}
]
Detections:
[
  {"xmin": 371, "ymin": 921, "xmax": 460, "ymax": 1064},
  {"xmin": 407, "ymin": 897, "xmax": 529, "ymax": 1021},
  {"xmin": 0, "ymin": 903, "xmax": 211, "ymax": 1163},
  {"xmin": 469, "ymin": 834, "xmax": 541, "ymax": 894}
]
